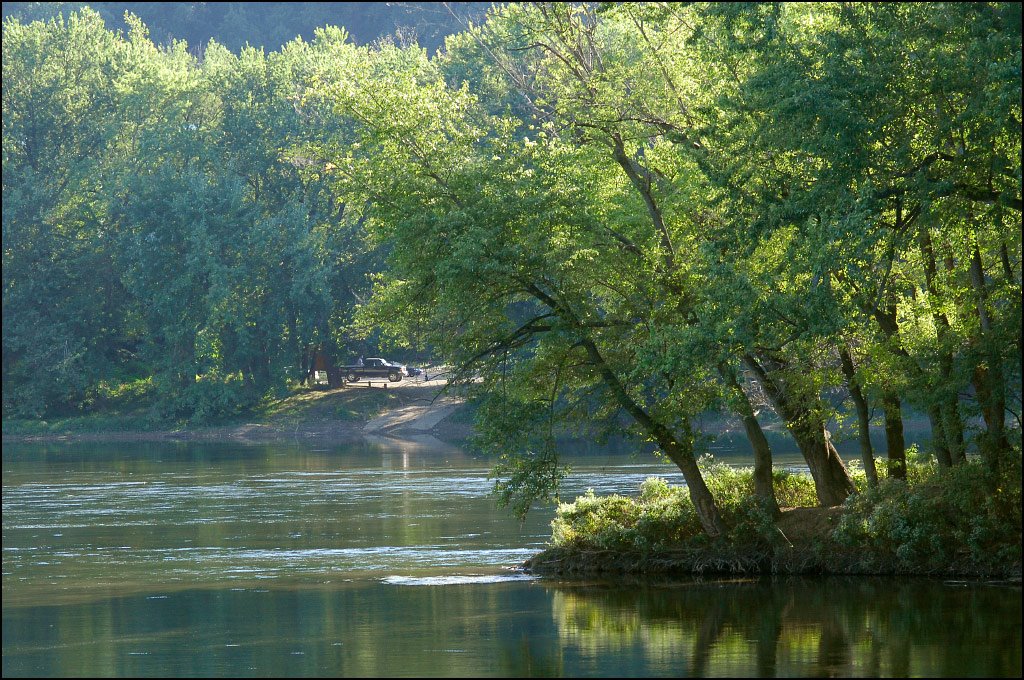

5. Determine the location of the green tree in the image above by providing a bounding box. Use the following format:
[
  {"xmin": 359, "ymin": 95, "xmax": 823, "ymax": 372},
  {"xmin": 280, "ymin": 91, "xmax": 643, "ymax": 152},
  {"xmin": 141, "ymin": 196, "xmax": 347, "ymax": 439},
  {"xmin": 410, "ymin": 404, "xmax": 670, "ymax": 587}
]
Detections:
[
  {"xmin": 701, "ymin": 2, "xmax": 1021, "ymax": 477},
  {"xmin": 2, "ymin": 9, "xmax": 133, "ymax": 416}
]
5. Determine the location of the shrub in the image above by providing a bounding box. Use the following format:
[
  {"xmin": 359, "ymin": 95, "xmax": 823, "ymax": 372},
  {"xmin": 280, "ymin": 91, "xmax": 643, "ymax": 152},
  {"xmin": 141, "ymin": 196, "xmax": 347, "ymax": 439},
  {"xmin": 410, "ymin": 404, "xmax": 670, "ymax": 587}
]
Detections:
[
  {"xmin": 551, "ymin": 479, "xmax": 702, "ymax": 552},
  {"xmin": 772, "ymin": 469, "xmax": 818, "ymax": 507},
  {"xmin": 546, "ymin": 453, "xmax": 1022, "ymax": 577},
  {"xmin": 832, "ymin": 458, "xmax": 1022, "ymax": 574},
  {"xmin": 550, "ymin": 458, "xmax": 807, "ymax": 553}
]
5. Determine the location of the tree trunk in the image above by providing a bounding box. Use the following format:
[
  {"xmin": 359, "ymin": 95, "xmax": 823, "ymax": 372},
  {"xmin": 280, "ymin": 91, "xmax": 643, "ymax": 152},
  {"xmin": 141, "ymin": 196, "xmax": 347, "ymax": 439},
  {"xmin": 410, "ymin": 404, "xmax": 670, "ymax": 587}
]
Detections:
[
  {"xmin": 252, "ymin": 350, "xmax": 272, "ymax": 390},
  {"xmin": 667, "ymin": 436, "xmax": 729, "ymax": 538},
  {"xmin": 743, "ymin": 354, "xmax": 855, "ymax": 507},
  {"xmin": 325, "ymin": 353, "xmax": 343, "ymax": 389},
  {"xmin": 839, "ymin": 347, "xmax": 878, "ymax": 488},
  {"xmin": 942, "ymin": 396, "xmax": 966, "ymax": 465},
  {"xmin": 1000, "ymin": 240, "xmax": 1017, "ymax": 284},
  {"xmin": 927, "ymin": 404, "xmax": 953, "ymax": 468},
  {"xmin": 527, "ymin": 282, "xmax": 728, "ymax": 538},
  {"xmin": 580, "ymin": 337, "xmax": 727, "ymax": 537},
  {"xmin": 968, "ymin": 242, "xmax": 1010, "ymax": 476},
  {"xmin": 722, "ymin": 365, "xmax": 780, "ymax": 515},
  {"xmin": 918, "ymin": 223, "xmax": 967, "ymax": 466},
  {"xmin": 868, "ymin": 303, "xmax": 953, "ymax": 468},
  {"xmin": 791, "ymin": 423, "xmax": 857, "ymax": 507},
  {"xmin": 882, "ymin": 393, "xmax": 907, "ymax": 480},
  {"xmin": 973, "ymin": 364, "xmax": 1009, "ymax": 477},
  {"xmin": 287, "ymin": 312, "xmax": 302, "ymax": 382},
  {"xmin": 299, "ymin": 344, "xmax": 313, "ymax": 386},
  {"xmin": 173, "ymin": 330, "xmax": 197, "ymax": 393}
]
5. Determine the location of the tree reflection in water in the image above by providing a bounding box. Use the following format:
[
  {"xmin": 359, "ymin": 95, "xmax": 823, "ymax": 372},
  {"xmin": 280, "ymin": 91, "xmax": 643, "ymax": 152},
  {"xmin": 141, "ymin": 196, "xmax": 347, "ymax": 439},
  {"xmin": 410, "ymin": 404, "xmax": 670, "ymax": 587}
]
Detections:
[{"xmin": 547, "ymin": 576, "xmax": 1021, "ymax": 678}]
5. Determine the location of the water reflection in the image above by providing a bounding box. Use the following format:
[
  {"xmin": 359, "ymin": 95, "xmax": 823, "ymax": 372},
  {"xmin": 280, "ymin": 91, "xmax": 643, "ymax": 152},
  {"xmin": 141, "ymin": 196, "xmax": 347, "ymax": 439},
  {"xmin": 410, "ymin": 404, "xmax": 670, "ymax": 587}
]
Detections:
[
  {"xmin": 3, "ymin": 582, "xmax": 566, "ymax": 677},
  {"xmin": 4, "ymin": 577, "xmax": 1019, "ymax": 677},
  {"xmin": 546, "ymin": 576, "xmax": 1022, "ymax": 677}
]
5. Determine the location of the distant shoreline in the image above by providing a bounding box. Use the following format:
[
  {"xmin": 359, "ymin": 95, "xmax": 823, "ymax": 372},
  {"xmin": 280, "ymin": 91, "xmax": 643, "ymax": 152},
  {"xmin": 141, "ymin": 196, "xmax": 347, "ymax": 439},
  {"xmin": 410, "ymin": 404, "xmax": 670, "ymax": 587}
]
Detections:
[
  {"xmin": 1, "ymin": 419, "xmax": 478, "ymax": 445},
  {"xmin": 2, "ymin": 379, "xmax": 477, "ymax": 445},
  {"xmin": 2, "ymin": 389, "xmax": 935, "ymax": 451}
]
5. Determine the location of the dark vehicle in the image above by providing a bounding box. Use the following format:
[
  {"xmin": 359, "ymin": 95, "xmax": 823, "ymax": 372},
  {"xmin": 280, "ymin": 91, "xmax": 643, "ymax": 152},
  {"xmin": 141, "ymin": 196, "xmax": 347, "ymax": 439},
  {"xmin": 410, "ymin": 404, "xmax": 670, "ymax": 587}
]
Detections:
[{"xmin": 342, "ymin": 357, "xmax": 414, "ymax": 383}]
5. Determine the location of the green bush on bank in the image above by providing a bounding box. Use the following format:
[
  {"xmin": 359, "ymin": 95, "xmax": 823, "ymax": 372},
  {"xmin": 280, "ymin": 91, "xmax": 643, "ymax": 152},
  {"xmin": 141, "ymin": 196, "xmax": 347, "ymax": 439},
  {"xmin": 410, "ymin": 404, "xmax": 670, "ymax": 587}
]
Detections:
[
  {"xmin": 832, "ymin": 456, "xmax": 1023, "ymax": 574},
  {"xmin": 551, "ymin": 456, "xmax": 819, "ymax": 553},
  {"xmin": 547, "ymin": 455, "xmax": 1022, "ymax": 576}
]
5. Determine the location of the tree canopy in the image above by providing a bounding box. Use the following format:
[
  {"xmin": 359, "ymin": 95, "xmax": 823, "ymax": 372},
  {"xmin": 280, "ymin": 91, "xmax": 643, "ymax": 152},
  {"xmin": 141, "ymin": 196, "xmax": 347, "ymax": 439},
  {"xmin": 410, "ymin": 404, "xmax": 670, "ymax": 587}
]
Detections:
[{"xmin": 3, "ymin": 2, "xmax": 1020, "ymax": 532}]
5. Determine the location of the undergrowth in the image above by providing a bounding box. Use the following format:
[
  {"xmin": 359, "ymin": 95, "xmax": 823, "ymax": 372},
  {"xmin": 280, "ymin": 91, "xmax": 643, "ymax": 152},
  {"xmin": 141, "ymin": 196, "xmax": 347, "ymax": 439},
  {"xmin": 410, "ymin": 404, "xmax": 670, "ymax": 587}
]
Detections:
[{"xmin": 544, "ymin": 453, "xmax": 1022, "ymax": 578}]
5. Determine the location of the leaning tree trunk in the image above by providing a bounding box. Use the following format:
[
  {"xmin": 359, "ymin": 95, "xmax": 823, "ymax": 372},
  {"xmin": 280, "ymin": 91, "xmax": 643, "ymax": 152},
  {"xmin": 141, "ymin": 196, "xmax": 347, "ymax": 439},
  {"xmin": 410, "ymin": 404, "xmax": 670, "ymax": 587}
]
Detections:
[
  {"xmin": 744, "ymin": 354, "xmax": 856, "ymax": 507},
  {"xmin": 528, "ymin": 280, "xmax": 728, "ymax": 537},
  {"xmin": 581, "ymin": 338, "xmax": 727, "ymax": 537},
  {"xmin": 664, "ymin": 435, "xmax": 728, "ymax": 538},
  {"xmin": 789, "ymin": 421, "xmax": 857, "ymax": 507},
  {"xmin": 839, "ymin": 347, "xmax": 878, "ymax": 488}
]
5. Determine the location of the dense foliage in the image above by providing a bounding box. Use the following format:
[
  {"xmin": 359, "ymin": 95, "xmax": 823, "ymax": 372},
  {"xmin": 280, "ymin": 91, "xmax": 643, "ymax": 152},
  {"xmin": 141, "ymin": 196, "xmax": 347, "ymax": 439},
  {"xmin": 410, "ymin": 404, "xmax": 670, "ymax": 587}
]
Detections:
[
  {"xmin": 542, "ymin": 457, "xmax": 1021, "ymax": 576},
  {"xmin": 0, "ymin": 2, "xmax": 489, "ymax": 53},
  {"xmin": 3, "ymin": 9, "xmax": 390, "ymax": 421},
  {"xmin": 3, "ymin": 4, "xmax": 1021, "ymax": 543},
  {"xmin": 551, "ymin": 463, "xmax": 819, "ymax": 552}
]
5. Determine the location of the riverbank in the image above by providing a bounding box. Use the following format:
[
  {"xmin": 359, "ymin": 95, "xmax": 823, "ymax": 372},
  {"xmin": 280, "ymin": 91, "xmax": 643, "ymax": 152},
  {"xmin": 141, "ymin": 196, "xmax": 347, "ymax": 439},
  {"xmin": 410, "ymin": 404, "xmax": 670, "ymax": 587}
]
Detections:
[
  {"xmin": 0, "ymin": 378, "xmax": 776, "ymax": 446},
  {"xmin": 2, "ymin": 374, "xmax": 931, "ymax": 449},
  {"xmin": 524, "ymin": 505, "xmax": 848, "ymax": 576},
  {"xmin": 522, "ymin": 460, "xmax": 1023, "ymax": 581},
  {"xmin": 1, "ymin": 376, "xmax": 476, "ymax": 444}
]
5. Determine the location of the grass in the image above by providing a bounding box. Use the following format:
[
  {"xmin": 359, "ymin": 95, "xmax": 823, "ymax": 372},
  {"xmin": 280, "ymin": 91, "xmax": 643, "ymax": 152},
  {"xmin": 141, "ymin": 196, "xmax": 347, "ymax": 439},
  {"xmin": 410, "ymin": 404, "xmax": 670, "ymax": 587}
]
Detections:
[{"xmin": 257, "ymin": 385, "xmax": 402, "ymax": 424}]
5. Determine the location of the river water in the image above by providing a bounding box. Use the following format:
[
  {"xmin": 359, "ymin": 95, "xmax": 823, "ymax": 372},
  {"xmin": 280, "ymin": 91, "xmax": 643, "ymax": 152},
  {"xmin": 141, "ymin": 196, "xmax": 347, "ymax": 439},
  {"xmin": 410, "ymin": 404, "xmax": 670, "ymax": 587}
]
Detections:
[{"xmin": 2, "ymin": 437, "xmax": 1020, "ymax": 677}]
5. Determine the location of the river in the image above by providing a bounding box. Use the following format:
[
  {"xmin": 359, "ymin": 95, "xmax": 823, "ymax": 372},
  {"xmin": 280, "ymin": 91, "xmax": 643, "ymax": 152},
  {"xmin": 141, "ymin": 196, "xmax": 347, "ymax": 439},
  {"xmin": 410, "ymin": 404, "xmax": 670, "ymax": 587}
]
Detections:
[{"xmin": 2, "ymin": 437, "xmax": 1020, "ymax": 677}]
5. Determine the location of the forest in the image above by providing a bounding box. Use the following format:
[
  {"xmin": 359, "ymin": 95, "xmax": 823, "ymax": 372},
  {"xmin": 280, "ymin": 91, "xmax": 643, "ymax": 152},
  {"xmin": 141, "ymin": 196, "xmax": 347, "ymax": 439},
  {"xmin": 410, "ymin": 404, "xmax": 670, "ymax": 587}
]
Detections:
[
  {"xmin": 0, "ymin": 2, "xmax": 491, "ymax": 52},
  {"xmin": 3, "ymin": 3, "xmax": 1021, "ymax": 545}
]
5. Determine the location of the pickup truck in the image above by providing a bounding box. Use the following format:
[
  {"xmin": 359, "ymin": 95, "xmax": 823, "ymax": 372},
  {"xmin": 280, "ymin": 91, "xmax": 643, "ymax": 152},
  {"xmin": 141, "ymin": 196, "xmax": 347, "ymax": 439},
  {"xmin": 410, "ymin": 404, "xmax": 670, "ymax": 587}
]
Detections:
[{"xmin": 343, "ymin": 357, "xmax": 416, "ymax": 383}]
